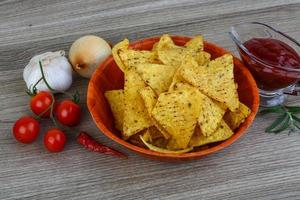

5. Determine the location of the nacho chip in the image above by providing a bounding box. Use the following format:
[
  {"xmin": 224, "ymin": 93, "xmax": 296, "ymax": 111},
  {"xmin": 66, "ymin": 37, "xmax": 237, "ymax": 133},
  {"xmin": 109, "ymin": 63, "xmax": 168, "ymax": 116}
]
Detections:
[
  {"xmin": 152, "ymin": 85, "xmax": 202, "ymax": 149},
  {"xmin": 158, "ymin": 47, "xmax": 187, "ymax": 67},
  {"xmin": 156, "ymin": 35, "xmax": 208, "ymax": 67},
  {"xmin": 168, "ymin": 68, "xmax": 185, "ymax": 91},
  {"xmin": 112, "ymin": 39, "xmax": 129, "ymax": 72},
  {"xmin": 189, "ymin": 120, "xmax": 234, "ymax": 147},
  {"xmin": 180, "ymin": 54, "xmax": 239, "ymax": 111},
  {"xmin": 123, "ymin": 69, "xmax": 153, "ymax": 138},
  {"xmin": 142, "ymin": 128, "xmax": 152, "ymax": 142},
  {"xmin": 168, "ymin": 55, "xmax": 195, "ymax": 91},
  {"xmin": 154, "ymin": 35, "xmax": 186, "ymax": 66},
  {"xmin": 185, "ymin": 35, "xmax": 204, "ymax": 52},
  {"xmin": 194, "ymin": 51, "xmax": 211, "ymax": 66},
  {"xmin": 152, "ymin": 42, "xmax": 159, "ymax": 52},
  {"xmin": 139, "ymin": 87, "xmax": 170, "ymax": 139},
  {"xmin": 142, "ymin": 126, "xmax": 165, "ymax": 143},
  {"xmin": 104, "ymin": 90, "xmax": 124, "ymax": 131},
  {"xmin": 135, "ymin": 63, "xmax": 177, "ymax": 94},
  {"xmin": 119, "ymin": 49, "xmax": 157, "ymax": 70},
  {"xmin": 168, "ymin": 54, "xmax": 198, "ymax": 91},
  {"xmin": 129, "ymin": 132, "xmax": 147, "ymax": 148},
  {"xmin": 173, "ymin": 83, "xmax": 226, "ymax": 136},
  {"xmin": 139, "ymin": 87, "xmax": 157, "ymax": 115},
  {"xmin": 197, "ymin": 96, "xmax": 226, "ymax": 137},
  {"xmin": 224, "ymin": 102, "xmax": 251, "ymax": 130},
  {"xmin": 152, "ymin": 118, "xmax": 170, "ymax": 140},
  {"xmin": 140, "ymin": 135, "xmax": 193, "ymax": 154},
  {"xmin": 214, "ymin": 100, "xmax": 228, "ymax": 110},
  {"xmin": 155, "ymin": 34, "xmax": 178, "ymax": 50}
]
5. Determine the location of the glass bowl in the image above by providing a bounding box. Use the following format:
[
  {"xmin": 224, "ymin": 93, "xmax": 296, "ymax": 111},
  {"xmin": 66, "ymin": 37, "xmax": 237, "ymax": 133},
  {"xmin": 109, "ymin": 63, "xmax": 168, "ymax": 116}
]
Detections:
[{"xmin": 229, "ymin": 22, "xmax": 300, "ymax": 107}]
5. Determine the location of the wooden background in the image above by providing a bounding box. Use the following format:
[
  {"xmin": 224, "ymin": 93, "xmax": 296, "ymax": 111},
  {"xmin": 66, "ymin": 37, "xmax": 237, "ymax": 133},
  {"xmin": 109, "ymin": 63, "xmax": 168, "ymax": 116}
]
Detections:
[{"xmin": 0, "ymin": 0, "xmax": 300, "ymax": 199}]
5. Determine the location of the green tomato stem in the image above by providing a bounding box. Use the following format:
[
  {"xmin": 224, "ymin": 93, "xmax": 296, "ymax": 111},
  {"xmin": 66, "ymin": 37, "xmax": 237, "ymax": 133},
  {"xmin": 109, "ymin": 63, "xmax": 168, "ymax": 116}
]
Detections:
[
  {"xmin": 38, "ymin": 61, "xmax": 58, "ymax": 127},
  {"xmin": 38, "ymin": 61, "xmax": 55, "ymax": 92}
]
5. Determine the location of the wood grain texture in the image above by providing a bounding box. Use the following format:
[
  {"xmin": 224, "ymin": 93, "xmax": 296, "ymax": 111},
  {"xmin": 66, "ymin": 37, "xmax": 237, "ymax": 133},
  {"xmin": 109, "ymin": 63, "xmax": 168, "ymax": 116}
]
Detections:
[{"xmin": 0, "ymin": 0, "xmax": 299, "ymax": 199}]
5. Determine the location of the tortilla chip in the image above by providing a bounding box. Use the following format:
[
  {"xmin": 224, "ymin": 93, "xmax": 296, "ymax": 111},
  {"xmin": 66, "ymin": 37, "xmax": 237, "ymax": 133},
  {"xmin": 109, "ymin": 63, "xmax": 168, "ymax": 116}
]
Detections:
[
  {"xmin": 152, "ymin": 118, "xmax": 170, "ymax": 140},
  {"xmin": 224, "ymin": 102, "xmax": 251, "ymax": 130},
  {"xmin": 123, "ymin": 69, "xmax": 153, "ymax": 138},
  {"xmin": 141, "ymin": 128, "xmax": 152, "ymax": 142},
  {"xmin": 168, "ymin": 55, "xmax": 195, "ymax": 91},
  {"xmin": 158, "ymin": 47, "xmax": 187, "ymax": 67},
  {"xmin": 168, "ymin": 68, "xmax": 185, "ymax": 91},
  {"xmin": 214, "ymin": 100, "xmax": 228, "ymax": 110},
  {"xmin": 156, "ymin": 35, "xmax": 208, "ymax": 67},
  {"xmin": 129, "ymin": 132, "xmax": 147, "ymax": 148},
  {"xmin": 140, "ymin": 135, "xmax": 193, "ymax": 154},
  {"xmin": 135, "ymin": 63, "xmax": 177, "ymax": 94},
  {"xmin": 173, "ymin": 83, "xmax": 226, "ymax": 136},
  {"xmin": 152, "ymin": 42, "xmax": 159, "ymax": 51},
  {"xmin": 155, "ymin": 34, "xmax": 178, "ymax": 50},
  {"xmin": 139, "ymin": 87, "xmax": 170, "ymax": 139},
  {"xmin": 194, "ymin": 51, "xmax": 211, "ymax": 66},
  {"xmin": 168, "ymin": 54, "xmax": 198, "ymax": 91},
  {"xmin": 180, "ymin": 54, "xmax": 239, "ymax": 111},
  {"xmin": 189, "ymin": 120, "xmax": 234, "ymax": 147},
  {"xmin": 119, "ymin": 49, "xmax": 158, "ymax": 70},
  {"xmin": 142, "ymin": 126, "xmax": 165, "ymax": 143},
  {"xmin": 112, "ymin": 39, "xmax": 129, "ymax": 72},
  {"xmin": 139, "ymin": 87, "xmax": 157, "ymax": 115},
  {"xmin": 197, "ymin": 96, "xmax": 226, "ymax": 137},
  {"xmin": 154, "ymin": 35, "xmax": 185, "ymax": 66},
  {"xmin": 104, "ymin": 90, "xmax": 124, "ymax": 131},
  {"xmin": 152, "ymin": 85, "xmax": 202, "ymax": 149},
  {"xmin": 185, "ymin": 35, "xmax": 204, "ymax": 52}
]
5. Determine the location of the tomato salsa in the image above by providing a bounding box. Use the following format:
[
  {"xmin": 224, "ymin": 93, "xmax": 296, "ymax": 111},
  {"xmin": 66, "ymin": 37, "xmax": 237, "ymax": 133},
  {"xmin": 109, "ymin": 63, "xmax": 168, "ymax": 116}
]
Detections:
[{"xmin": 239, "ymin": 38, "xmax": 300, "ymax": 91}]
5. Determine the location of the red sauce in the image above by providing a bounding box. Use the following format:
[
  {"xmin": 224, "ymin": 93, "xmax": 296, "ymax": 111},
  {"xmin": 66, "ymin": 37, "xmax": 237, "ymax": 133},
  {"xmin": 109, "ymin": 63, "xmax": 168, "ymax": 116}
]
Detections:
[{"xmin": 239, "ymin": 38, "xmax": 300, "ymax": 91}]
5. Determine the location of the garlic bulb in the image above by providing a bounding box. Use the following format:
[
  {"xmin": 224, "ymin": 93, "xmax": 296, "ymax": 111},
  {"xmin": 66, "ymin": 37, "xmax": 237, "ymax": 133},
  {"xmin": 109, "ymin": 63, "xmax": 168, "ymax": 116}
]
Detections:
[
  {"xmin": 23, "ymin": 50, "xmax": 73, "ymax": 93},
  {"xmin": 69, "ymin": 35, "xmax": 111, "ymax": 78}
]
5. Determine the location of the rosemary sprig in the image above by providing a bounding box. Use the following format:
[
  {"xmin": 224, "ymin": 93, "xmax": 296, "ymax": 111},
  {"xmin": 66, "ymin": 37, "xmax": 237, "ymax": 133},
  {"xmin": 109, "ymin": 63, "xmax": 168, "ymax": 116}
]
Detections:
[{"xmin": 260, "ymin": 105, "xmax": 300, "ymax": 133}]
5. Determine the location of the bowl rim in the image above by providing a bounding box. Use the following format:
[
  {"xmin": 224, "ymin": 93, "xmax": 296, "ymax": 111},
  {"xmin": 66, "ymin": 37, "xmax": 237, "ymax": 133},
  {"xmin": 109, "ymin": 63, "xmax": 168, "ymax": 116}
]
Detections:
[{"xmin": 87, "ymin": 35, "xmax": 260, "ymax": 159}]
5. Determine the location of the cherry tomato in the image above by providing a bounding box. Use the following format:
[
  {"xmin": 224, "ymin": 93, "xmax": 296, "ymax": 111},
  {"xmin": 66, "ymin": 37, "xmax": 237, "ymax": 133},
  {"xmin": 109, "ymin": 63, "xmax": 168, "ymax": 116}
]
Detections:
[
  {"xmin": 44, "ymin": 128, "xmax": 66, "ymax": 152},
  {"xmin": 55, "ymin": 100, "xmax": 81, "ymax": 126},
  {"xmin": 30, "ymin": 91, "xmax": 53, "ymax": 118},
  {"xmin": 13, "ymin": 116, "xmax": 40, "ymax": 144}
]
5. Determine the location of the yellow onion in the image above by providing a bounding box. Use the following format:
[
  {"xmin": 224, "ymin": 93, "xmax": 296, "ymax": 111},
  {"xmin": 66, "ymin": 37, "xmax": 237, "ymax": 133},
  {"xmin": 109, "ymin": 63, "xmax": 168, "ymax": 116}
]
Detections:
[{"xmin": 69, "ymin": 35, "xmax": 111, "ymax": 78}]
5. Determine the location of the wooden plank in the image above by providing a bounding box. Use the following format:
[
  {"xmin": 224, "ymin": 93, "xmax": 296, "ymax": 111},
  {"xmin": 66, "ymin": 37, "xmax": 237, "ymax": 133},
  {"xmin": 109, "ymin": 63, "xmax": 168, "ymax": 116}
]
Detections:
[{"xmin": 0, "ymin": 0, "xmax": 300, "ymax": 199}]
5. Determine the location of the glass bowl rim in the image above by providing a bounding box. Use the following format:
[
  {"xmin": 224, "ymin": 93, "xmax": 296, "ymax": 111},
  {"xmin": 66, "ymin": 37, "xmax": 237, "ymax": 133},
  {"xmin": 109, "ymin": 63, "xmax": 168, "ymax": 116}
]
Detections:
[{"xmin": 229, "ymin": 22, "xmax": 300, "ymax": 73}]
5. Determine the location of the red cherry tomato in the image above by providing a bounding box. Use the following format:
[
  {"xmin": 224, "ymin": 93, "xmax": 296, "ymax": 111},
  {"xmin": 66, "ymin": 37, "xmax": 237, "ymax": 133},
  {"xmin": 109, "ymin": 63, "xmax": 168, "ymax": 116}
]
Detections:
[
  {"xmin": 44, "ymin": 128, "xmax": 66, "ymax": 152},
  {"xmin": 30, "ymin": 91, "xmax": 53, "ymax": 118},
  {"xmin": 55, "ymin": 100, "xmax": 81, "ymax": 126},
  {"xmin": 13, "ymin": 116, "xmax": 40, "ymax": 144}
]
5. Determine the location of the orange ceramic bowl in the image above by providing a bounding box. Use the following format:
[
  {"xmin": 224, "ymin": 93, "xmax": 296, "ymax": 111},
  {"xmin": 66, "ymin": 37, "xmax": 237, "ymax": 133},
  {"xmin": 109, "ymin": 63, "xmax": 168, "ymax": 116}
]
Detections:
[{"xmin": 87, "ymin": 36, "xmax": 259, "ymax": 161}]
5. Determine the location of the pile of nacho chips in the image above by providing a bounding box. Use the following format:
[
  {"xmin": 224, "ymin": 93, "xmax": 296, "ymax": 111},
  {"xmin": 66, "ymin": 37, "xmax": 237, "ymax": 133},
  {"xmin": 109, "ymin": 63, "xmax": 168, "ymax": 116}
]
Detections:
[{"xmin": 105, "ymin": 34, "xmax": 251, "ymax": 153}]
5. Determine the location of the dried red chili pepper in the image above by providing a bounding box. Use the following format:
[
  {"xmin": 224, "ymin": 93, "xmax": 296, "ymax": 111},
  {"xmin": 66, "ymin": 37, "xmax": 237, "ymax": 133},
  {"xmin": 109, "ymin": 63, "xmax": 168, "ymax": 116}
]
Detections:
[{"xmin": 77, "ymin": 132, "xmax": 127, "ymax": 159}]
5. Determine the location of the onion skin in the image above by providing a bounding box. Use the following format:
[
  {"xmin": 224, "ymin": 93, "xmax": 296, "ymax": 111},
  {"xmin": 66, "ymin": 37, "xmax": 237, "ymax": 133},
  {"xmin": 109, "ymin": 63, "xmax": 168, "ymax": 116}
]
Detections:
[{"xmin": 69, "ymin": 35, "xmax": 111, "ymax": 78}]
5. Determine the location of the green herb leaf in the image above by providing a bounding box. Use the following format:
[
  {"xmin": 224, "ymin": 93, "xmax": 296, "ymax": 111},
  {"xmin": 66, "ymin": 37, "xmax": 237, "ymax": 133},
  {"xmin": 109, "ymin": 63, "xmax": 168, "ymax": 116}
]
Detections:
[
  {"xmin": 292, "ymin": 114, "xmax": 300, "ymax": 124},
  {"xmin": 271, "ymin": 115, "xmax": 290, "ymax": 134},
  {"xmin": 259, "ymin": 106, "xmax": 285, "ymax": 115},
  {"xmin": 262, "ymin": 105, "xmax": 300, "ymax": 134},
  {"xmin": 265, "ymin": 113, "xmax": 287, "ymax": 133},
  {"xmin": 286, "ymin": 106, "xmax": 300, "ymax": 113}
]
